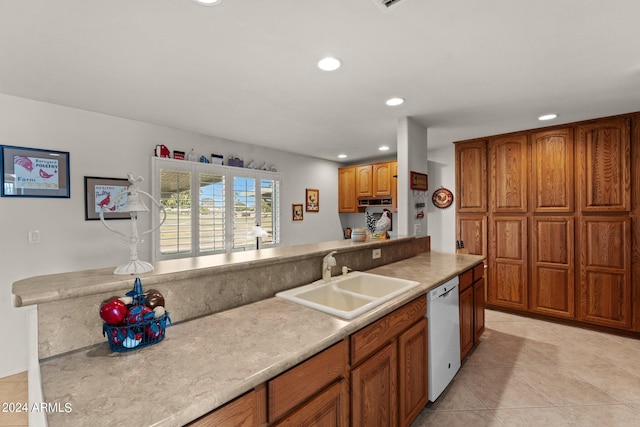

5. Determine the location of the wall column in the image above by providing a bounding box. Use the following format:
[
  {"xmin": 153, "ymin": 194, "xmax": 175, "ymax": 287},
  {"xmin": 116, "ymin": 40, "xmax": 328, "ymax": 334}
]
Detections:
[{"xmin": 397, "ymin": 117, "xmax": 428, "ymax": 237}]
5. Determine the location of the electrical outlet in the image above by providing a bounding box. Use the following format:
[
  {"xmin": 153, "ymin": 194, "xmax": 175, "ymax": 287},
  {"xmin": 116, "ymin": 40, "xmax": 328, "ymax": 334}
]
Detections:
[
  {"xmin": 28, "ymin": 229, "xmax": 41, "ymax": 244},
  {"xmin": 372, "ymin": 248, "xmax": 381, "ymax": 259},
  {"xmin": 414, "ymin": 224, "xmax": 421, "ymax": 235}
]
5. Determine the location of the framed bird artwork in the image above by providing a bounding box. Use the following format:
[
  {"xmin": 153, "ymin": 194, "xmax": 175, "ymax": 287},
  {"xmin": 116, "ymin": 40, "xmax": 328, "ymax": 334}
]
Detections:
[
  {"xmin": 1, "ymin": 145, "xmax": 70, "ymax": 198},
  {"xmin": 84, "ymin": 176, "xmax": 131, "ymax": 220}
]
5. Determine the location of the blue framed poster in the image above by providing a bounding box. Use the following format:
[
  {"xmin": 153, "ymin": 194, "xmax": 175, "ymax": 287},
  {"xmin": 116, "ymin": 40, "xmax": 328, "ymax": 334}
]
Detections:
[{"xmin": 1, "ymin": 145, "xmax": 70, "ymax": 198}]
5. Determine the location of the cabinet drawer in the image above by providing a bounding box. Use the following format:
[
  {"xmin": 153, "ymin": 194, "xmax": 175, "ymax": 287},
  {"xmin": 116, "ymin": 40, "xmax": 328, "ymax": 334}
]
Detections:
[
  {"xmin": 459, "ymin": 269, "xmax": 473, "ymax": 292},
  {"xmin": 473, "ymin": 263, "xmax": 485, "ymax": 282},
  {"xmin": 268, "ymin": 339, "xmax": 347, "ymax": 422},
  {"xmin": 188, "ymin": 386, "xmax": 267, "ymax": 427},
  {"xmin": 350, "ymin": 296, "xmax": 425, "ymax": 366}
]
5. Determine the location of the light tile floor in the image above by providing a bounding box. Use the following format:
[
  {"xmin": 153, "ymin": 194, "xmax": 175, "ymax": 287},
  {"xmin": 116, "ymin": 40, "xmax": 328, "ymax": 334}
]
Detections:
[
  {"xmin": 0, "ymin": 371, "xmax": 28, "ymax": 426},
  {"xmin": 412, "ymin": 310, "xmax": 640, "ymax": 426}
]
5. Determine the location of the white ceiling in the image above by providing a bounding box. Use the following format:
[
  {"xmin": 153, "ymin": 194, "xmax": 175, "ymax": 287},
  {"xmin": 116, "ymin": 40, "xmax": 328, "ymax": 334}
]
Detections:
[{"xmin": 1, "ymin": 0, "xmax": 639, "ymax": 163}]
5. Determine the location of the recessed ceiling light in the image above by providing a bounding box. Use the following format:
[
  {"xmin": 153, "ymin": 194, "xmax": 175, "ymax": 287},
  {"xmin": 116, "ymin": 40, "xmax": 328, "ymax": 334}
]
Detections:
[
  {"xmin": 318, "ymin": 57, "xmax": 341, "ymax": 71},
  {"xmin": 385, "ymin": 97, "xmax": 404, "ymax": 106},
  {"xmin": 538, "ymin": 113, "xmax": 558, "ymax": 121},
  {"xmin": 192, "ymin": 0, "xmax": 222, "ymax": 5},
  {"xmin": 338, "ymin": 154, "xmax": 348, "ymax": 159},
  {"xmin": 379, "ymin": 145, "xmax": 390, "ymax": 151}
]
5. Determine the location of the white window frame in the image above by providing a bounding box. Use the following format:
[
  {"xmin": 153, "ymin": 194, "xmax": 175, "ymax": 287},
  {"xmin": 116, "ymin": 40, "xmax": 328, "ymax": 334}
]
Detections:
[{"xmin": 152, "ymin": 157, "xmax": 281, "ymax": 262}]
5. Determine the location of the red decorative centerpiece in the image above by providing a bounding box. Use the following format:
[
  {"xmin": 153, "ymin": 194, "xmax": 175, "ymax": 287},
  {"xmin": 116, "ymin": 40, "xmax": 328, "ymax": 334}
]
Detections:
[{"xmin": 101, "ymin": 277, "xmax": 170, "ymax": 352}]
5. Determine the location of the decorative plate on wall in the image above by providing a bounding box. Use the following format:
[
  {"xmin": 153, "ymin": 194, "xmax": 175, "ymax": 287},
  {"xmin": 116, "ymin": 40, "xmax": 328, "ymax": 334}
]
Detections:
[{"xmin": 432, "ymin": 187, "xmax": 454, "ymax": 209}]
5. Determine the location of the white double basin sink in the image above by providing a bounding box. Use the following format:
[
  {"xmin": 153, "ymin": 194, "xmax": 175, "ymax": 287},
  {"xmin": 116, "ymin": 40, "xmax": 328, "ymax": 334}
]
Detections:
[{"xmin": 276, "ymin": 271, "xmax": 420, "ymax": 319}]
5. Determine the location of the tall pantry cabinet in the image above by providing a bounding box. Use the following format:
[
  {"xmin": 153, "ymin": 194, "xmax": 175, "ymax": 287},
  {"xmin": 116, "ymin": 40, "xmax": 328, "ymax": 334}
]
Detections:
[{"xmin": 454, "ymin": 112, "xmax": 640, "ymax": 334}]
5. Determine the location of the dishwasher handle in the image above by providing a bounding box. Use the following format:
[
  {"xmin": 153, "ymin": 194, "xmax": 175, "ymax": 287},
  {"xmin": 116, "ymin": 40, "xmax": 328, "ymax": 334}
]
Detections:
[{"xmin": 438, "ymin": 286, "xmax": 457, "ymax": 298}]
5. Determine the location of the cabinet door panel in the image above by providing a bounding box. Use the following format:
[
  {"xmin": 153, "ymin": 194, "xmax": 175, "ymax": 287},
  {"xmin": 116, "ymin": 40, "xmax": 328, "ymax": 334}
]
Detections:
[
  {"xmin": 373, "ymin": 162, "xmax": 392, "ymax": 196},
  {"xmin": 398, "ymin": 318, "xmax": 428, "ymax": 427},
  {"xmin": 351, "ymin": 342, "xmax": 398, "ymax": 427},
  {"xmin": 391, "ymin": 161, "xmax": 398, "ymax": 212},
  {"xmin": 456, "ymin": 214, "xmax": 487, "ymax": 258},
  {"xmin": 189, "ymin": 387, "xmax": 266, "ymax": 427},
  {"xmin": 531, "ymin": 217, "xmax": 575, "ymax": 318},
  {"xmin": 579, "ymin": 217, "xmax": 631, "ymax": 328},
  {"xmin": 473, "ymin": 276, "xmax": 485, "ymax": 341},
  {"xmin": 268, "ymin": 340, "xmax": 347, "ymax": 422},
  {"xmin": 531, "ymin": 128, "xmax": 574, "ymax": 213},
  {"xmin": 459, "ymin": 286, "xmax": 474, "ymax": 359},
  {"xmin": 356, "ymin": 165, "xmax": 373, "ymax": 197},
  {"xmin": 578, "ymin": 118, "xmax": 631, "ymax": 212},
  {"xmin": 490, "ymin": 135, "xmax": 528, "ymax": 213},
  {"xmin": 338, "ymin": 167, "xmax": 357, "ymax": 213},
  {"xmin": 274, "ymin": 380, "xmax": 349, "ymax": 427},
  {"xmin": 455, "ymin": 141, "xmax": 487, "ymax": 212},
  {"xmin": 489, "ymin": 216, "xmax": 528, "ymax": 309}
]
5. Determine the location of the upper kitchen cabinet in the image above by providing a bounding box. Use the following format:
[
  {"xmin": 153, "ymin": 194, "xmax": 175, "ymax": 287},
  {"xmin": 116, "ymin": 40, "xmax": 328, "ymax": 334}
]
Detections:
[
  {"xmin": 391, "ymin": 161, "xmax": 398, "ymax": 212},
  {"xmin": 489, "ymin": 134, "xmax": 528, "ymax": 214},
  {"xmin": 338, "ymin": 166, "xmax": 357, "ymax": 213},
  {"xmin": 373, "ymin": 162, "xmax": 393, "ymax": 196},
  {"xmin": 339, "ymin": 161, "xmax": 397, "ymax": 213},
  {"xmin": 531, "ymin": 128, "xmax": 575, "ymax": 213},
  {"xmin": 356, "ymin": 165, "xmax": 374, "ymax": 197},
  {"xmin": 578, "ymin": 118, "xmax": 631, "ymax": 213},
  {"xmin": 455, "ymin": 141, "xmax": 487, "ymax": 213}
]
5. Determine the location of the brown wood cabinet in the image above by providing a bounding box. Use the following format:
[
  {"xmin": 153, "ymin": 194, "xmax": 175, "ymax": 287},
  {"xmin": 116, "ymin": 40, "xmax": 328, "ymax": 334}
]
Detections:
[
  {"xmin": 579, "ymin": 216, "xmax": 631, "ymax": 328},
  {"xmin": 391, "ymin": 161, "xmax": 398, "ymax": 212},
  {"xmin": 273, "ymin": 380, "xmax": 349, "ymax": 427},
  {"xmin": 489, "ymin": 134, "xmax": 528, "ymax": 214},
  {"xmin": 338, "ymin": 161, "xmax": 397, "ymax": 213},
  {"xmin": 356, "ymin": 165, "xmax": 374, "ymax": 197},
  {"xmin": 459, "ymin": 283, "xmax": 474, "ymax": 358},
  {"xmin": 455, "ymin": 140, "xmax": 487, "ymax": 213},
  {"xmin": 398, "ymin": 318, "xmax": 428, "ymax": 426},
  {"xmin": 373, "ymin": 162, "xmax": 392, "ymax": 196},
  {"xmin": 351, "ymin": 341, "xmax": 398, "ymax": 427},
  {"xmin": 578, "ymin": 118, "xmax": 631, "ymax": 213},
  {"xmin": 488, "ymin": 216, "xmax": 528, "ymax": 310},
  {"xmin": 350, "ymin": 296, "xmax": 427, "ymax": 427},
  {"xmin": 338, "ymin": 166, "xmax": 357, "ymax": 213},
  {"xmin": 531, "ymin": 128, "xmax": 575, "ymax": 213},
  {"xmin": 459, "ymin": 264, "xmax": 485, "ymax": 360},
  {"xmin": 531, "ymin": 216, "xmax": 575, "ymax": 318},
  {"xmin": 268, "ymin": 340, "xmax": 348, "ymax": 422},
  {"xmin": 455, "ymin": 111, "xmax": 639, "ymax": 335},
  {"xmin": 187, "ymin": 386, "xmax": 267, "ymax": 427},
  {"xmin": 456, "ymin": 214, "xmax": 487, "ymax": 258}
]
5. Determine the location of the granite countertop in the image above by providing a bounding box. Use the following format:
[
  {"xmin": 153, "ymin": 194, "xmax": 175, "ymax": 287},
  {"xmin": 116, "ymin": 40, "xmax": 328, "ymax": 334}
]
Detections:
[
  {"xmin": 13, "ymin": 237, "xmax": 415, "ymax": 307},
  {"xmin": 39, "ymin": 251, "xmax": 482, "ymax": 427}
]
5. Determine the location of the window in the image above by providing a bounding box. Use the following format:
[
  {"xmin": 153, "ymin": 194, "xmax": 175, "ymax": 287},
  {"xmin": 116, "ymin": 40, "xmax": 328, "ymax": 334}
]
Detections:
[{"xmin": 153, "ymin": 158, "xmax": 280, "ymax": 261}]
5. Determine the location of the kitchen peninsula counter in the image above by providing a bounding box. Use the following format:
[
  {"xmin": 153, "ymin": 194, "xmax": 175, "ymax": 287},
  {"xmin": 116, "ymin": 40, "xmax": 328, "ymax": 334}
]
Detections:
[{"xmin": 38, "ymin": 251, "xmax": 482, "ymax": 427}]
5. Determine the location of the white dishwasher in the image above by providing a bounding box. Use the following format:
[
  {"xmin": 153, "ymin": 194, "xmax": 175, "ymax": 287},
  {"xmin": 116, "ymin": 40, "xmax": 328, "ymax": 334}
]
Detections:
[{"xmin": 426, "ymin": 276, "xmax": 461, "ymax": 402}]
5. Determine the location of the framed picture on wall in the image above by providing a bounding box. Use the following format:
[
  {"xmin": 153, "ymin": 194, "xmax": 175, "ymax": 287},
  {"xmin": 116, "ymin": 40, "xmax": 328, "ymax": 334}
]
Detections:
[
  {"xmin": 0, "ymin": 145, "xmax": 70, "ymax": 198},
  {"xmin": 305, "ymin": 188, "xmax": 319, "ymax": 212},
  {"xmin": 292, "ymin": 203, "xmax": 303, "ymax": 221},
  {"xmin": 84, "ymin": 176, "xmax": 131, "ymax": 220},
  {"xmin": 410, "ymin": 171, "xmax": 428, "ymax": 191}
]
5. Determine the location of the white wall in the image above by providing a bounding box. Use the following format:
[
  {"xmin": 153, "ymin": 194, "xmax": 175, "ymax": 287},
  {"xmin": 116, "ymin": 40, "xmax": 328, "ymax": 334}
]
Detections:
[
  {"xmin": 427, "ymin": 145, "xmax": 456, "ymax": 253},
  {"xmin": 397, "ymin": 117, "xmax": 428, "ymax": 237},
  {"xmin": 0, "ymin": 94, "xmax": 342, "ymax": 377}
]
